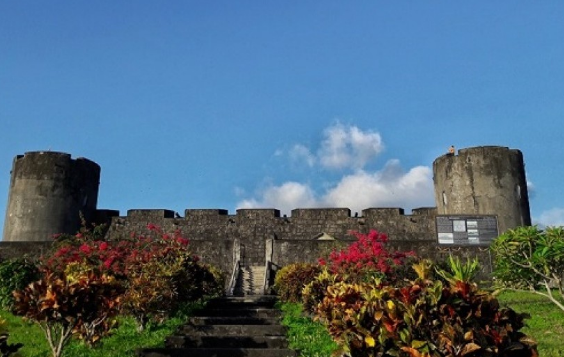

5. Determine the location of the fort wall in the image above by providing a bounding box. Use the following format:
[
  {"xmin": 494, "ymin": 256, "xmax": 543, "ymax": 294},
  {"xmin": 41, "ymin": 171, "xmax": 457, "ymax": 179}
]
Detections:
[{"xmin": 0, "ymin": 146, "xmax": 530, "ymax": 279}]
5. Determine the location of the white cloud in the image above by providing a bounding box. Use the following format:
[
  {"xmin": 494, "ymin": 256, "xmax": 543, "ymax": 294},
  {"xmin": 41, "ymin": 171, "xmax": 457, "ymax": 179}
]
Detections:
[
  {"xmin": 236, "ymin": 160, "xmax": 435, "ymax": 215},
  {"xmin": 237, "ymin": 123, "xmax": 434, "ymax": 215},
  {"xmin": 536, "ymin": 208, "xmax": 564, "ymax": 227},
  {"xmin": 318, "ymin": 123, "xmax": 384, "ymax": 170},
  {"xmin": 236, "ymin": 182, "xmax": 317, "ymax": 214},
  {"xmin": 289, "ymin": 144, "xmax": 315, "ymax": 167},
  {"xmin": 321, "ymin": 160, "xmax": 434, "ymax": 212}
]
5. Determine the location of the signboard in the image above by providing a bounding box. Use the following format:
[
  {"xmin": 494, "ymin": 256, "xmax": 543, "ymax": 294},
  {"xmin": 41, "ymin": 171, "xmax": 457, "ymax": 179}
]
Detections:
[{"xmin": 436, "ymin": 215, "xmax": 498, "ymax": 246}]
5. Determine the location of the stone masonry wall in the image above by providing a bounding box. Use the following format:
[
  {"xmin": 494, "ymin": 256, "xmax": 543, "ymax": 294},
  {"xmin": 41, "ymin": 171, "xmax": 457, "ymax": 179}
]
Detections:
[
  {"xmin": 0, "ymin": 206, "xmax": 493, "ymax": 281},
  {"xmin": 103, "ymin": 207, "xmax": 439, "ymax": 258}
]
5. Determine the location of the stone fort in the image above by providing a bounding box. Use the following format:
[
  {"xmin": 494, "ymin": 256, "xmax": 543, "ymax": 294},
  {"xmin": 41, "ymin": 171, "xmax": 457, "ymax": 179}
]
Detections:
[{"xmin": 0, "ymin": 146, "xmax": 531, "ymax": 291}]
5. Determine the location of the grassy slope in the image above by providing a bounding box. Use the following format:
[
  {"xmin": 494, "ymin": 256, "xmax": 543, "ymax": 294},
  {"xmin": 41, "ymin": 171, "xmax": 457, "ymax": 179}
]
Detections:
[
  {"xmin": 497, "ymin": 290, "xmax": 564, "ymax": 357},
  {"xmin": 0, "ymin": 302, "xmax": 202, "ymax": 357},
  {"xmin": 279, "ymin": 302, "xmax": 338, "ymax": 357}
]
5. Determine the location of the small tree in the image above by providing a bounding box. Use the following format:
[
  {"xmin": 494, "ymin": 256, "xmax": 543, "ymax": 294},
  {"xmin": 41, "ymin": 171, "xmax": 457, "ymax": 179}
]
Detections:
[
  {"xmin": 491, "ymin": 225, "xmax": 564, "ymax": 311},
  {"xmin": 12, "ymin": 271, "xmax": 122, "ymax": 357}
]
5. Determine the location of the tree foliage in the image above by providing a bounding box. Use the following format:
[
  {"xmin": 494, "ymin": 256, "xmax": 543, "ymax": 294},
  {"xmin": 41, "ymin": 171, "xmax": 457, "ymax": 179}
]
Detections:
[
  {"xmin": 12, "ymin": 271, "xmax": 122, "ymax": 357},
  {"xmin": 490, "ymin": 226, "xmax": 564, "ymax": 311},
  {"xmin": 0, "ymin": 258, "xmax": 39, "ymax": 310}
]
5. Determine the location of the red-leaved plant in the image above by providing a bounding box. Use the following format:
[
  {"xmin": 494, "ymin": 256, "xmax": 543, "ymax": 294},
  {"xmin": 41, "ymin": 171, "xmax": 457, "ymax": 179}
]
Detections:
[
  {"xmin": 14, "ymin": 222, "xmax": 222, "ymax": 356},
  {"xmin": 319, "ymin": 230, "xmax": 415, "ymax": 284}
]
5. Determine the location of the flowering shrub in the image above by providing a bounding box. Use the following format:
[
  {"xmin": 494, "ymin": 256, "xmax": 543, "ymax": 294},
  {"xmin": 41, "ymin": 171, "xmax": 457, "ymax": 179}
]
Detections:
[
  {"xmin": 320, "ymin": 230, "xmax": 416, "ymax": 284},
  {"xmin": 45, "ymin": 224, "xmax": 130, "ymax": 279}
]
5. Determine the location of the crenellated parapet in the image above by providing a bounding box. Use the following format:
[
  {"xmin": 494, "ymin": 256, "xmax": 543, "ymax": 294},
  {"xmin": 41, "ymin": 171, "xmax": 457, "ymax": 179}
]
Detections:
[{"xmin": 103, "ymin": 206, "xmax": 439, "ymax": 241}]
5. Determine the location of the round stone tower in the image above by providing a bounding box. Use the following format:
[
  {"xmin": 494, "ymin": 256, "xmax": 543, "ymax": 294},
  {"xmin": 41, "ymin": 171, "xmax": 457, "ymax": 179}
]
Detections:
[
  {"xmin": 2, "ymin": 151, "xmax": 100, "ymax": 242},
  {"xmin": 433, "ymin": 146, "xmax": 531, "ymax": 234}
]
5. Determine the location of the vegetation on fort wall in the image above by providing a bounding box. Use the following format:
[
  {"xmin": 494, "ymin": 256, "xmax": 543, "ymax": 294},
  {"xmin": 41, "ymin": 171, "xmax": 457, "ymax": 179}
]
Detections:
[
  {"xmin": 277, "ymin": 229, "xmax": 539, "ymax": 357},
  {"xmin": 2, "ymin": 223, "xmax": 222, "ymax": 357}
]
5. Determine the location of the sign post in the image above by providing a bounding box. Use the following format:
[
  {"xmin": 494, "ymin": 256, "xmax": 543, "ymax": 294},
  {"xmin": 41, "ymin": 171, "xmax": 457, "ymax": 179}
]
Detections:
[{"xmin": 436, "ymin": 215, "xmax": 498, "ymax": 246}]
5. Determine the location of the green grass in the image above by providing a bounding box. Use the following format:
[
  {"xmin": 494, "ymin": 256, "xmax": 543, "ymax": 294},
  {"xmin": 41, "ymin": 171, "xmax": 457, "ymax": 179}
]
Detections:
[
  {"xmin": 278, "ymin": 302, "xmax": 338, "ymax": 357},
  {"xmin": 0, "ymin": 302, "xmax": 203, "ymax": 357},
  {"xmin": 497, "ymin": 290, "xmax": 564, "ymax": 357}
]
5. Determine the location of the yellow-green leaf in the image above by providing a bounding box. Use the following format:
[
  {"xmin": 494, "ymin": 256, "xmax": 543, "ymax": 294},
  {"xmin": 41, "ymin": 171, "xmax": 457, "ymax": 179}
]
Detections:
[{"xmin": 411, "ymin": 340, "xmax": 427, "ymax": 349}]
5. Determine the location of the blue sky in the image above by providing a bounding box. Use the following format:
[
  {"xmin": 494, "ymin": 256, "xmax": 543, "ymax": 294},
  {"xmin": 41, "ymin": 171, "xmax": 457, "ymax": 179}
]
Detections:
[{"xmin": 1, "ymin": 2, "xmax": 564, "ymax": 233}]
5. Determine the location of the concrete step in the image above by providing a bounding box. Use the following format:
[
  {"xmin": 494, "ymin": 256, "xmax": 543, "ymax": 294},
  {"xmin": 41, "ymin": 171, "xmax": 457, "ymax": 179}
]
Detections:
[
  {"xmin": 165, "ymin": 335, "xmax": 289, "ymax": 348},
  {"xmin": 193, "ymin": 308, "xmax": 281, "ymax": 318},
  {"xmin": 136, "ymin": 295, "xmax": 295, "ymax": 357},
  {"xmin": 178, "ymin": 324, "xmax": 287, "ymax": 336},
  {"xmin": 205, "ymin": 296, "xmax": 277, "ymax": 309},
  {"xmin": 137, "ymin": 347, "xmax": 297, "ymax": 357},
  {"xmin": 234, "ymin": 265, "xmax": 267, "ymax": 296},
  {"xmin": 189, "ymin": 316, "xmax": 280, "ymax": 326}
]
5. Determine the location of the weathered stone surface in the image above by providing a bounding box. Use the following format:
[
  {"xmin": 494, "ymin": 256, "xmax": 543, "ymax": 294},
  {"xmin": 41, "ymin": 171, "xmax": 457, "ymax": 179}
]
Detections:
[
  {"xmin": 3, "ymin": 151, "xmax": 100, "ymax": 242},
  {"xmin": 433, "ymin": 146, "xmax": 531, "ymax": 233}
]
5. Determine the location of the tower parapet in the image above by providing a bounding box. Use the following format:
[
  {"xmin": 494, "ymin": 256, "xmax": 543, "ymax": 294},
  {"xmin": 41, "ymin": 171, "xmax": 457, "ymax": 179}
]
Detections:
[{"xmin": 2, "ymin": 151, "xmax": 100, "ymax": 242}]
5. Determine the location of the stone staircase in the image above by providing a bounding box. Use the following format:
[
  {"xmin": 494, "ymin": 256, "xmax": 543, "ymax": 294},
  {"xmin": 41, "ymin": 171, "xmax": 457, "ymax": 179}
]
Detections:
[
  {"xmin": 233, "ymin": 265, "xmax": 267, "ymax": 296},
  {"xmin": 136, "ymin": 295, "xmax": 297, "ymax": 357}
]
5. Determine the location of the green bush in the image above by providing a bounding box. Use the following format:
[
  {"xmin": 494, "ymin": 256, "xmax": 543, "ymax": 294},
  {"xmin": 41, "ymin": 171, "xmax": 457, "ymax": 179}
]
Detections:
[
  {"xmin": 0, "ymin": 258, "xmax": 39, "ymax": 310},
  {"xmin": 274, "ymin": 263, "xmax": 321, "ymax": 303},
  {"xmin": 199, "ymin": 264, "xmax": 225, "ymax": 299},
  {"xmin": 301, "ymin": 267, "xmax": 339, "ymax": 314}
]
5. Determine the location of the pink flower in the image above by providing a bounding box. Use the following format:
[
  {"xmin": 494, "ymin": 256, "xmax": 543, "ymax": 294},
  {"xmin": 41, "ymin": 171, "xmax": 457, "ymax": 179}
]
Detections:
[
  {"xmin": 79, "ymin": 244, "xmax": 91, "ymax": 254},
  {"xmin": 176, "ymin": 237, "xmax": 189, "ymax": 245},
  {"xmin": 147, "ymin": 223, "xmax": 159, "ymax": 231},
  {"xmin": 99, "ymin": 242, "xmax": 108, "ymax": 251}
]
